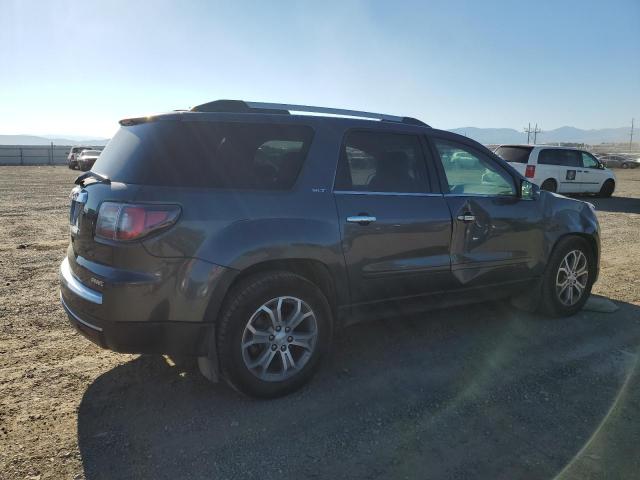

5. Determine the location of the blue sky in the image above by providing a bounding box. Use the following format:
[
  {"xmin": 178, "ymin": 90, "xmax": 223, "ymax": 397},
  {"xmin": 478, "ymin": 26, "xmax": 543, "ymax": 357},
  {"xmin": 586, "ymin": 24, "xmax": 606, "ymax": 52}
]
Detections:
[{"xmin": 0, "ymin": 0, "xmax": 638, "ymax": 137}]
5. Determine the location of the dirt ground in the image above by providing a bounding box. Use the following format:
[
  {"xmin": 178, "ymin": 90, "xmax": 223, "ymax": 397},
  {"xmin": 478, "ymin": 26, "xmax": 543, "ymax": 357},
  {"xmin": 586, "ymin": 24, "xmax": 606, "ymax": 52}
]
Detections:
[{"xmin": 1, "ymin": 166, "xmax": 639, "ymax": 480}]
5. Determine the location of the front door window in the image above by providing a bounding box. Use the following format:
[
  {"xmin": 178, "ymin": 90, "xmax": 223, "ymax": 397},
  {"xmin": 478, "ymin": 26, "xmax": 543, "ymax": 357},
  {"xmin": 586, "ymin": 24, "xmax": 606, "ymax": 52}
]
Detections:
[{"xmin": 433, "ymin": 140, "xmax": 515, "ymax": 196}]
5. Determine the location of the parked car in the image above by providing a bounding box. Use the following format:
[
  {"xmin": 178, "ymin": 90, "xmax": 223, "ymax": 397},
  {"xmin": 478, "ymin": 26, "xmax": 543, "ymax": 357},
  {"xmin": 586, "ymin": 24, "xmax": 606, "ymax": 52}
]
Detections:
[
  {"xmin": 598, "ymin": 154, "xmax": 640, "ymax": 169},
  {"xmin": 76, "ymin": 149, "xmax": 102, "ymax": 171},
  {"xmin": 67, "ymin": 146, "xmax": 92, "ymax": 169},
  {"xmin": 60, "ymin": 100, "xmax": 600, "ymax": 397},
  {"xmin": 494, "ymin": 145, "xmax": 616, "ymax": 197}
]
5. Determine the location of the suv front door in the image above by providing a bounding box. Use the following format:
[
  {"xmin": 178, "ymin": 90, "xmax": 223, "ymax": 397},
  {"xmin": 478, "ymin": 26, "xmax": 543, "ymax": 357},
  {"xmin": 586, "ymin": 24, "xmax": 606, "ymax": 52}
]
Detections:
[
  {"xmin": 579, "ymin": 151, "xmax": 604, "ymax": 193},
  {"xmin": 429, "ymin": 136, "xmax": 544, "ymax": 287},
  {"xmin": 333, "ymin": 130, "xmax": 454, "ymax": 309}
]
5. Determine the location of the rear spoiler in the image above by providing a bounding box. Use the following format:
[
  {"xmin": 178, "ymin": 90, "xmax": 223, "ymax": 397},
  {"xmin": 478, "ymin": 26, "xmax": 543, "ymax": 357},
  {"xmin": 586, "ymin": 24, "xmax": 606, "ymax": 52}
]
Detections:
[
  {"xmin": 75, "ymin": 171, "xmax": 110, "ymax": 185},
  {"xmin": 119, "ymin": 117, "xmax": 150, "ymax": 126}
]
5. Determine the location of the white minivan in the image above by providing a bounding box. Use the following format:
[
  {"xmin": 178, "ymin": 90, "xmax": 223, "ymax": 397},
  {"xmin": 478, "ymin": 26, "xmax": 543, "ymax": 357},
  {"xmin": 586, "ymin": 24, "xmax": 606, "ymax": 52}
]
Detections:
[{"xmin": 495, "ymin": 145, "xmax": 616, "ymax": 197}]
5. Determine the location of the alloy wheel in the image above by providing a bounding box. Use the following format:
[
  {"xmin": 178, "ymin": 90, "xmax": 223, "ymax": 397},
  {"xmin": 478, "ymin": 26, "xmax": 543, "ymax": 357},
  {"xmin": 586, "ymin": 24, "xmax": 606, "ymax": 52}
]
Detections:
[
  {"xmin": 555, "ymin": 249, "xmax": 589, "ymax": 306},
  {"xmin": 241, "ymin": 296, "xmax": 318, "ymax": 381}
]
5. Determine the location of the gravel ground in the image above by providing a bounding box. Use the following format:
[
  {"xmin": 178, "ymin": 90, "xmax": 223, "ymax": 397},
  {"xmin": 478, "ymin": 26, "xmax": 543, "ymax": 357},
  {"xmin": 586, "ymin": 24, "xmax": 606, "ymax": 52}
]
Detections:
[{"xmin": 1, "ymin": 166, "xmax": 639, "ymax": 479}]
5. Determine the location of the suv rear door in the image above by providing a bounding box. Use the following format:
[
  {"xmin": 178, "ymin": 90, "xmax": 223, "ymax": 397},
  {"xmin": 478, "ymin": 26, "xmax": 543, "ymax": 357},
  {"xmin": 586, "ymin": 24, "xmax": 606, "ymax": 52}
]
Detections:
[
  {"xmin": 333, "ymin": 129, "xmax": 453, "ymax": 308},
  {"xmin": 428, "ymin": 135, "xmax": 544, "ymax": 287}
]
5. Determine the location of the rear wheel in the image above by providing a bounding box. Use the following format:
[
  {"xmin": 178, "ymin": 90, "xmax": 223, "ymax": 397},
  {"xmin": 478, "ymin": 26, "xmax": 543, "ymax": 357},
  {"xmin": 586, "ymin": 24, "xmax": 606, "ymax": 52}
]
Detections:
[
  {"xmin": 541, "ymin": 179, "xmax": 557, "ymax": 192},
  {"xmin": 213, "ymin": 271, "xmax": 332, "ymax": 398},
  {"xmin": 598, "ymin": 179, "xmax": 615, "ymax": 198},
  {"xmin": 539, "ymin": 236, "xmax": 594, "ymax": 317}
]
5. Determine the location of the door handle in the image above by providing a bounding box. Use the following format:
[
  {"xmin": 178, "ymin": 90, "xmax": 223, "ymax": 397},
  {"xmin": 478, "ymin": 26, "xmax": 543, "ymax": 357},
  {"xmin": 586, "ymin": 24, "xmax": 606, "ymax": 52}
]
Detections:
[
  {"xmin": 347, "ymin": 215, "xmax": 377, "ymax": 225},
  {"xmin": 456, "ymin": 214, "xmax": 475, "ymax": 222}
]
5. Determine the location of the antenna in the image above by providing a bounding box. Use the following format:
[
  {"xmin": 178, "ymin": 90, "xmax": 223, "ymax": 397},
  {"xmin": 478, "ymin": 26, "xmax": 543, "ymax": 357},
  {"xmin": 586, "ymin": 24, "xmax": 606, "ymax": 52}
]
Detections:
[{"xmin": 631, "ymin": 118, "xmax": 635, "ymax": 150}]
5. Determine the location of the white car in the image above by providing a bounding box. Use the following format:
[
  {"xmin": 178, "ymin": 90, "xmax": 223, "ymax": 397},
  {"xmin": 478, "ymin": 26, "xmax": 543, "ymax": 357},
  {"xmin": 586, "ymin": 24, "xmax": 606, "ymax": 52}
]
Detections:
[{"xmin": 494, "ymin": 145, "xmax": 616, "ymax": 197}]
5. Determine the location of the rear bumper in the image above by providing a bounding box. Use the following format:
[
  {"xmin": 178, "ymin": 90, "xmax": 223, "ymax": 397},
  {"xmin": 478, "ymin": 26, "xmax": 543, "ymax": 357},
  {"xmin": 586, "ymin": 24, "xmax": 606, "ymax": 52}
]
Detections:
[
  {"xmin": 60, "ymin": 292, "xmax": 211, "ymax": 354},
  {"xmin": 58, "ymin": 255, "xmax": 230, "ymax": 356}
]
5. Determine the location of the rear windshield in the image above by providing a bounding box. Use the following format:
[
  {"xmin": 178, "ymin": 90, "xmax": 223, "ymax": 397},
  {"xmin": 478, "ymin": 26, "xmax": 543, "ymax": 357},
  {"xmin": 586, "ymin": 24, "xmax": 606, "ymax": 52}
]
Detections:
[
  {"xmin": 494, "ymin": 146, "xmax": 532, "ymax": 163},
  {"xmin": 92, "ymin": 121, "xmax": 314, "ymax": 189}
]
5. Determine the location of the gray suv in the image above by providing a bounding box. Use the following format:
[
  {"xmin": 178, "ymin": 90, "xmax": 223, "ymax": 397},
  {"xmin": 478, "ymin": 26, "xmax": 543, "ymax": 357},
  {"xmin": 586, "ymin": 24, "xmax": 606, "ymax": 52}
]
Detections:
[{"xmin": 59, "ymin": 100, "xmax": 600, "ymax": 397}]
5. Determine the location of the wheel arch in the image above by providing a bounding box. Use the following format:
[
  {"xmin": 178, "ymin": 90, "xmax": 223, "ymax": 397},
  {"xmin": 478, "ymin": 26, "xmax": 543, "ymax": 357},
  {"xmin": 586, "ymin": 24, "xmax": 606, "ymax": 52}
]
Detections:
[
  {"xmin": 602, "ymin": 177, "xmax": 615, "ymax": 187},
  {"xmin": 227, "ymin": 259, "xmax": 338, "ymax": 316},
  {"xmin": 541, "ymin": 178, "xmax": 557, "ymax": 191}
]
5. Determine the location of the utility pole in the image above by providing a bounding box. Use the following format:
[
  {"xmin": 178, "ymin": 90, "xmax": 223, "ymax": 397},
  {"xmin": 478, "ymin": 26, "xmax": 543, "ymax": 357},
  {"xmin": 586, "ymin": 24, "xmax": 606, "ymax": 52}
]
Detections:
[
  {"xmin": 630, "ymin": 118, "xmax": 635, "ymax": 150},
  {"xmin": 524, "ymin": 123, "xmax": 532, "ymax": 144},
  {"xmin": 533, "ymin": 123, "xmax": 542, "ymax": 144}
]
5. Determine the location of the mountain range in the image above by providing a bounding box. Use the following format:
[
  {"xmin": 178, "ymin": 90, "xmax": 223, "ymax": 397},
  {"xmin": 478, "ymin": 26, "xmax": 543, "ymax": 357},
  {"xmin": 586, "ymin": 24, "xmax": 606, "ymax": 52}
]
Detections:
[
  {"xmin": 447, "ymin": 126, "xmax": 633, "ymax": 145},
  {"xmin": 0, "ymin": 126, "xmax": 634, "ymax": 146}
]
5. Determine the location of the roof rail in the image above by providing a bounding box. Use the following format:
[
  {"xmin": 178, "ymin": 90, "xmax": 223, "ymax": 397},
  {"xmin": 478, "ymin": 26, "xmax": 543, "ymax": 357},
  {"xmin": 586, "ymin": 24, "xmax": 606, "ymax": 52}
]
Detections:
[{"xmin": 190, "ymin": 100, "xmax": 429, "ymax": 127}]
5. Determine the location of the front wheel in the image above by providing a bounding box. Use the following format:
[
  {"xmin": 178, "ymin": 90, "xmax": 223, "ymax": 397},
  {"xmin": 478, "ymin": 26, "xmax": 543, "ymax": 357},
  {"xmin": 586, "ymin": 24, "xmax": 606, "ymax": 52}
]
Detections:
[
  {"xmin": 598, "ymin": 179, "xmax": 615, "ymax": 198},
  {"xmin": 539, "ymin": 237, "xmax": 594, "ymax": 317},
  {"xmin": 621, "ymin": 163, "xmax": 629, "ymax": 169},
  {"xmin": 212, "ymin": 271, "xmax": 332, "ymax": 398}
]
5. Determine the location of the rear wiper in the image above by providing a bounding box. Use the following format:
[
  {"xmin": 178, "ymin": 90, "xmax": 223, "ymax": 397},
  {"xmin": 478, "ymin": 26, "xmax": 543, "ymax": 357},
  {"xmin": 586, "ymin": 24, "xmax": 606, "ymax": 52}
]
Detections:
[{"xmin": 75, "ymin": 171, "xmax": 111, "ymax": 186}]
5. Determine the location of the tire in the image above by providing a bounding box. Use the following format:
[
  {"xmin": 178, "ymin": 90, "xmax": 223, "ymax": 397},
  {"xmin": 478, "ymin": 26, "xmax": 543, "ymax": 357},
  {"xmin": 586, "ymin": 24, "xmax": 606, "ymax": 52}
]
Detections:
[
  {"xmin": 538, "ymin": 236, "xmax": 594, "ymax": 317},
  {"xmin": 621, "ymin": 163, "xmax": 629, "ymax": 169},
  {"xmin": 213, "ymin": 271, "xmax": 332, "ymax": 398},
  {"xmin": 598, "ymin": 179, "xmax": 615, "ymax": 198},
  {"xmin": 540, "ymin": 179, "xmax": 557, "ymax": 192}
]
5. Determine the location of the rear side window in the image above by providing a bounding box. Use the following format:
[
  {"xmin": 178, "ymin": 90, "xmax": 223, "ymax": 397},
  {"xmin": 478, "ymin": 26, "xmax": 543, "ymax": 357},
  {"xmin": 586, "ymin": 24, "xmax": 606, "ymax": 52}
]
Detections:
[
  {"xmin": 93, "ymin": 121, "xmax": 314, "ymax": 189},
  {"xmin": 494, "ymin": 146, "xmax": 532, "ymax": 163},
  {"xmin": 538, "ymin": 149, "xmax": 581, "ymax": 167},
  {"xmin": 334, "ymin": 131, "xmax": 428, "ymax": 193}
]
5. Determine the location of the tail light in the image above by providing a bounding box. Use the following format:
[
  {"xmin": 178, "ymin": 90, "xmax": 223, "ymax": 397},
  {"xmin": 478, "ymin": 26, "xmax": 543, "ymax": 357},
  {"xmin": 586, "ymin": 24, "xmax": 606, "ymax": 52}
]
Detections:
[
  {"xmin": 95, "ymin": 202, "xmax": 181, "ymax": 241},
  {"xmin": 525, "ymin": 165, "xmax": 536, "ymax": 178}
]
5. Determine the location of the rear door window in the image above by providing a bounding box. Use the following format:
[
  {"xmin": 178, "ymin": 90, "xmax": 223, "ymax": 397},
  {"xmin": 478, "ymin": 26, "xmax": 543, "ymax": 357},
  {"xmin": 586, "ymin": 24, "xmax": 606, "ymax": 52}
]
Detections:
[
  {"xmin": 93, "ymin": 121, "xmax": 314, "ymax": 190},
  {"xmin": 334, "ymin": 131, "xmax": 429, "ymax": 193},
  {"xmin": 538, "ymin": 149, "xmax": 581, "ymax": 167},
  {"xmin": 494, "ymin": 146, "xmax": 532, "ymax": 163}
]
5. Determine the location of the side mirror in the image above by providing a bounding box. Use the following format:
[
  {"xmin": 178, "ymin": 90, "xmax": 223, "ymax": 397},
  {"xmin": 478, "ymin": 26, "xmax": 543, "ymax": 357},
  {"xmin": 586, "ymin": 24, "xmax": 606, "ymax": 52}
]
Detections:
[
  {"xmin": 520, "ymin": 179, "xmax": 536, "ymax": 200},
  {"xmin": 599, "ymin": 162, "xmax": 606, "ymax": 170}
]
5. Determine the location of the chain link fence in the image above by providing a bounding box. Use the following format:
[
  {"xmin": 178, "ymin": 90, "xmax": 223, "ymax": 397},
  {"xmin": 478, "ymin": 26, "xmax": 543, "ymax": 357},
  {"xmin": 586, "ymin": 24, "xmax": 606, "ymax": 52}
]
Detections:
[{"xmin": 0, "ymin": 145, "xmax": 103, "ymax": 165}]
